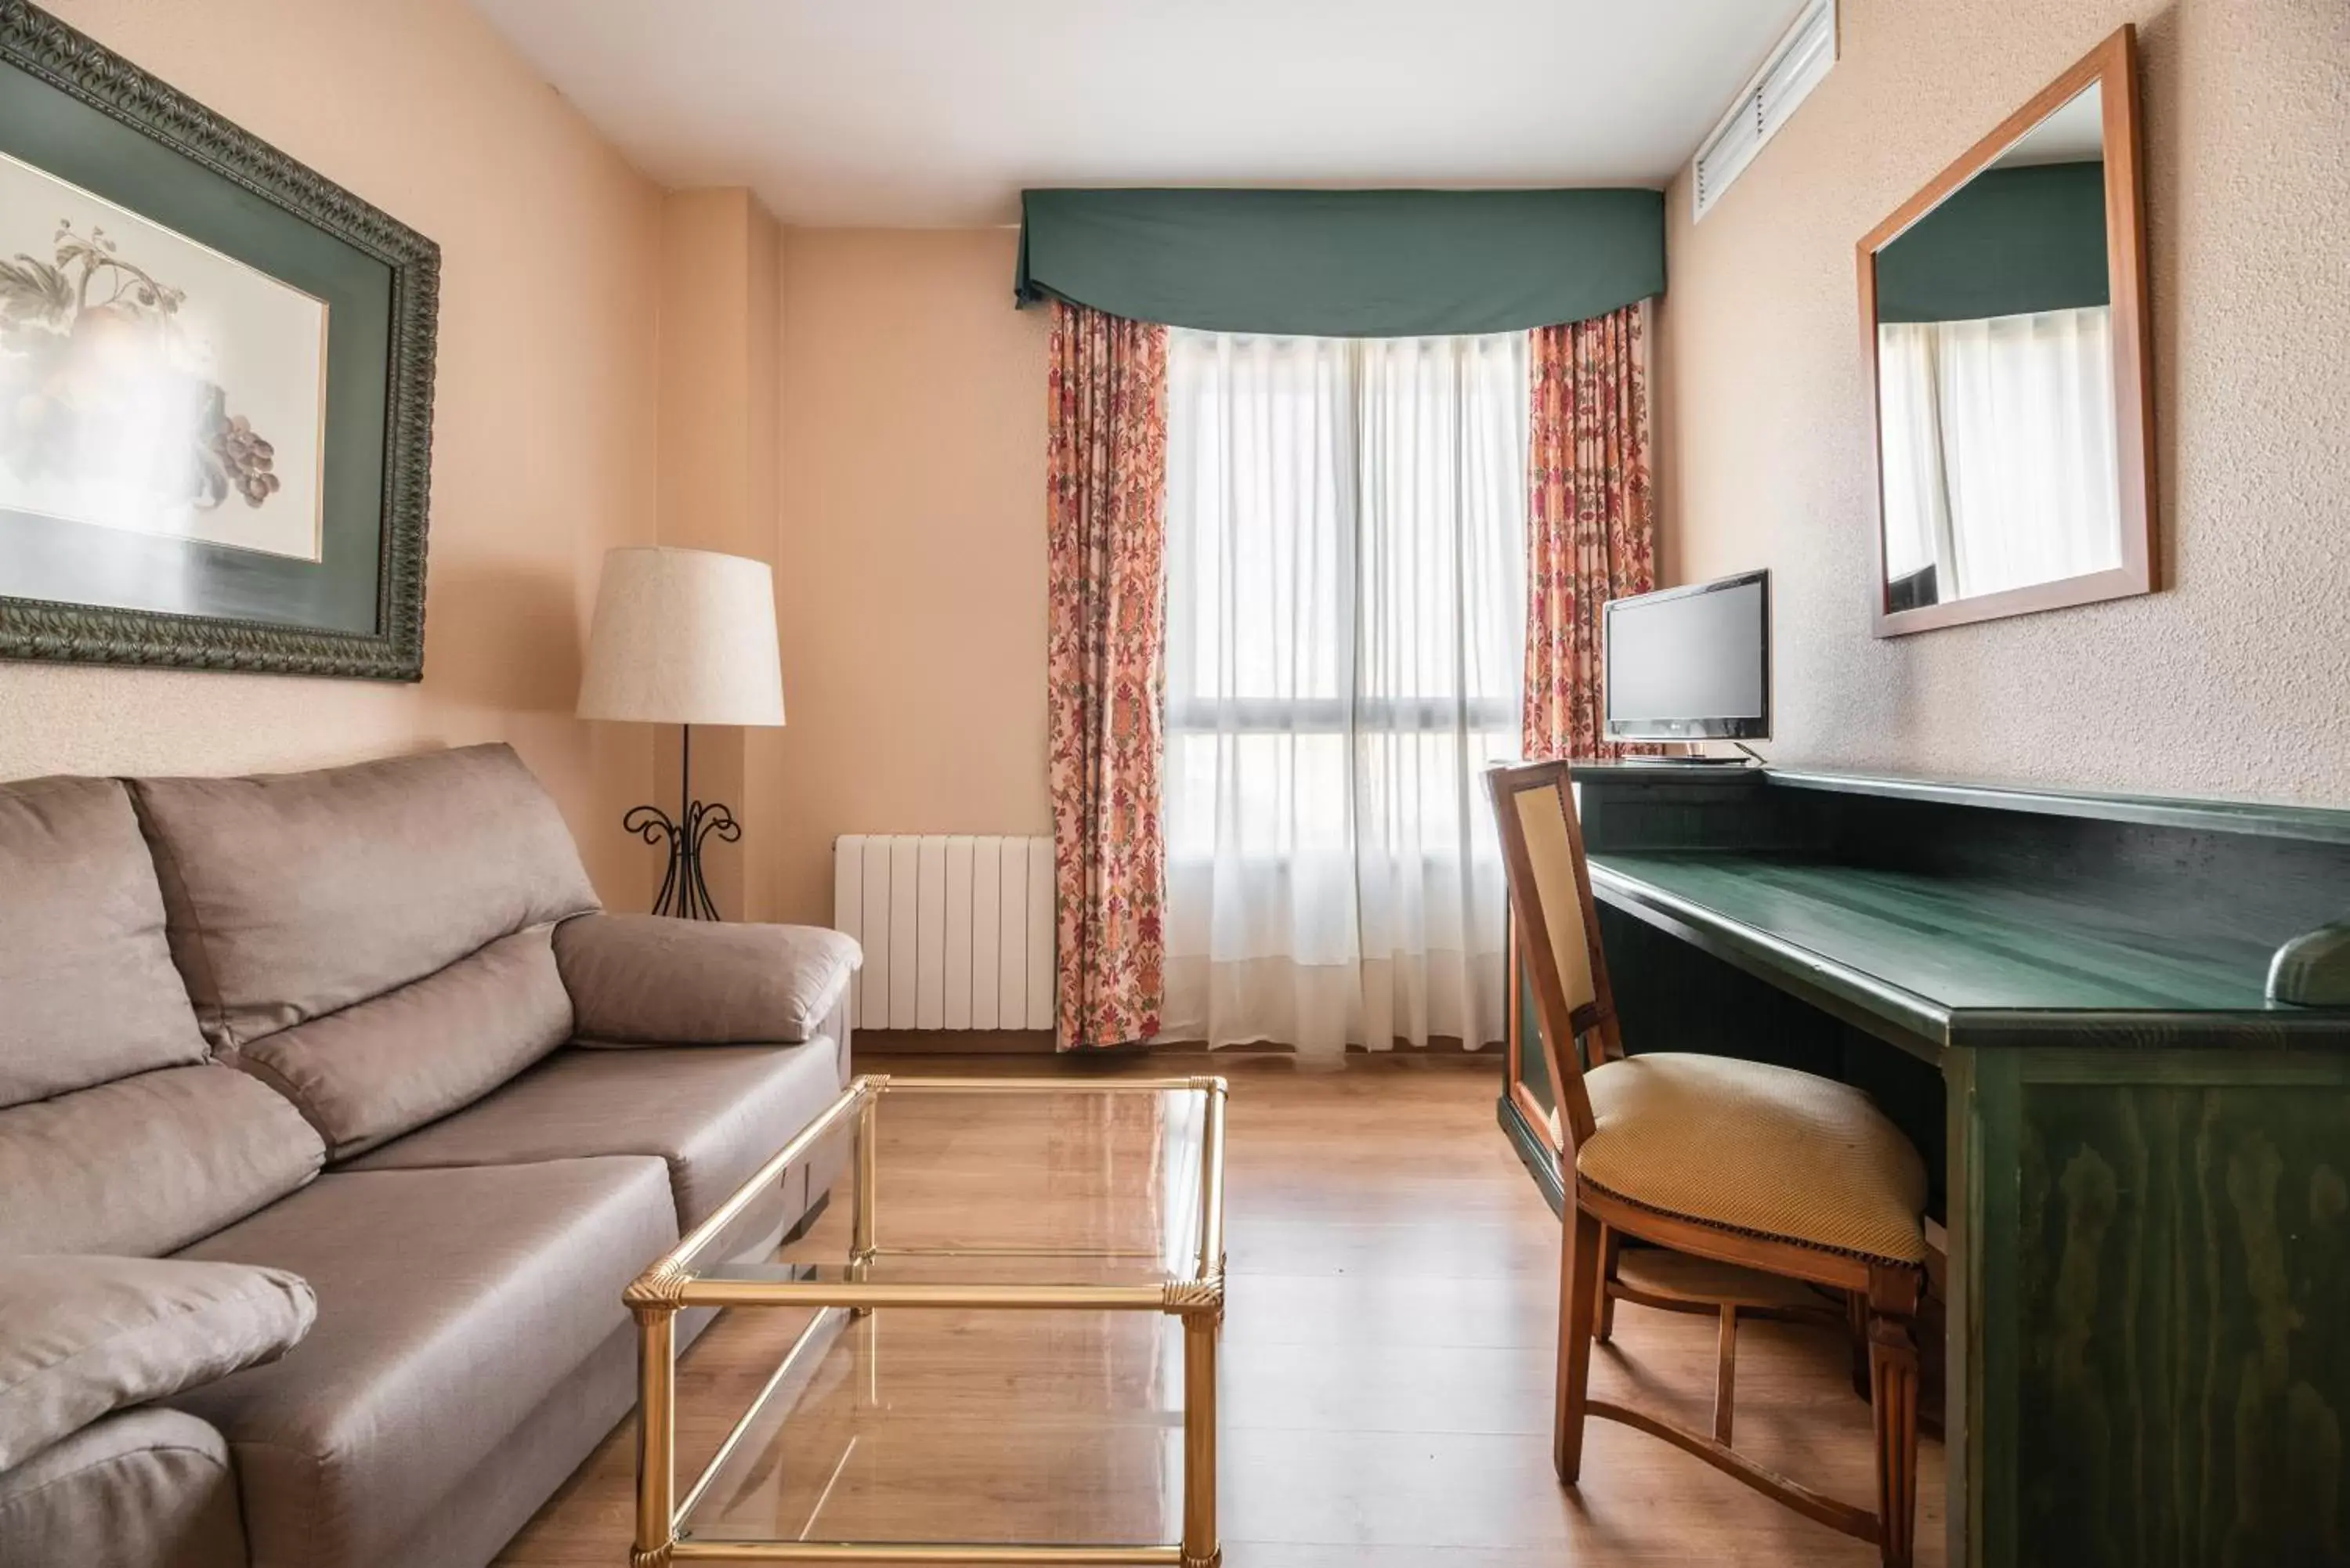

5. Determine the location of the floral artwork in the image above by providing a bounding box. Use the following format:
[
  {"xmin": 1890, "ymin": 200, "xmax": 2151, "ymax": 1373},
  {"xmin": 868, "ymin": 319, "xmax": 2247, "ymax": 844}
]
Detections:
[
  {"xmin": 0, "ymin": 3, "xmax": 436, "ymax": 677},
  {"xmin": 0, "ymin": 153, "xmax": 325, "ymax": 562}
]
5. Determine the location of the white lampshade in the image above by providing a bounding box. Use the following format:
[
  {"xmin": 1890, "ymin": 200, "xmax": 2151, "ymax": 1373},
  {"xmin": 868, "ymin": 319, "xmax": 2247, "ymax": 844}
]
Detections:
[{"xmin": 577, "ymin": 547, "xmax": 785, "ymax": 727}]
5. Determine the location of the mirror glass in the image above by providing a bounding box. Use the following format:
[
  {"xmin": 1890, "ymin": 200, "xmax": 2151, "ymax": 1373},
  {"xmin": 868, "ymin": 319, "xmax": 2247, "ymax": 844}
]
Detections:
[{"xmin": 1871, "ymin": 83, "xmax": 2118, "ymax": 614}]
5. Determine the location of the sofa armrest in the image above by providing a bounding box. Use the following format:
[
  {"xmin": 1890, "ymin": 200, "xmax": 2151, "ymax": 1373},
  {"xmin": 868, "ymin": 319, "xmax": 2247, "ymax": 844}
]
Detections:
[
  {"xmin": 555, "ymin": 912, "xmax": 861, "ymax": 1046},
  {"xmin": 0, "ymin": 1256, "xmax": 314, "ymax": 1473}
]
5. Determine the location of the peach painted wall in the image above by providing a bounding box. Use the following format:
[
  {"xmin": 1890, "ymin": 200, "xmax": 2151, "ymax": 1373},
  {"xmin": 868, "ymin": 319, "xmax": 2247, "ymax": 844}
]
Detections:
[
  {"xmin": 2, "ymin": 0, "xmax": 666, "ymax": 902},
  {"xmin": 743, "ymin": 206, "xmax": 785, "ymax": 923},
  {"xmin": 1659, "ymin": 0, "xmax": 2350, "ymax": 803},
  {"xmin": 649, "ymin": 188, "xmax": 783, "ymax": 919},
  {"xmin": 766, "ymin": 229, "xmax": 1053, "ymax": 925}
]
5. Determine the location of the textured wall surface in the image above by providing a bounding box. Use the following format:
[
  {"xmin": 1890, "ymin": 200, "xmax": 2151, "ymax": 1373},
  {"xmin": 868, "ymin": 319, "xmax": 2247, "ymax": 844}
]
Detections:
[
  {"xmin": 2, "ymin": 0, "xmax": 665, "ymax": 901},
  {"xmin": 1660, "ymin": 0, "xmax": 2350, "ymax": 803},
  {"xmin": 767, "ymin": 229, "xmax": 1053, "ymax": 925}
]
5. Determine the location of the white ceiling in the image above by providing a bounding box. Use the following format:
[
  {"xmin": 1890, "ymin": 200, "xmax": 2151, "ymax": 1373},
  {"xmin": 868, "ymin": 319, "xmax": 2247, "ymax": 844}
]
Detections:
[
  {"xmin": 470, "ymin": 0, "xmax": 1812, "ymax": 227},
  {"xmin": 1994, "ymin": 85, "xmax": 2106, "ymax": 168}
]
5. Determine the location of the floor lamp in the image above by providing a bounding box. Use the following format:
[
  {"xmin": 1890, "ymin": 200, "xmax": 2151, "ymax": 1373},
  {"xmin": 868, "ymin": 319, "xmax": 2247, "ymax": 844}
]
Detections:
[{"xmin": 577, "ymin": 546, "xmax": 785, "ymax": 920}]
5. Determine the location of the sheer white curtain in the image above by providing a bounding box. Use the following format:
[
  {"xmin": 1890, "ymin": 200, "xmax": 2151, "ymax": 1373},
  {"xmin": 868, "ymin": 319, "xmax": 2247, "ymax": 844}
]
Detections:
[
  {"xmin": 1878, "ymin": 304, "xmax": 2121, "ymax": 598},
  {"xmin": 1160, "ymin": 329, "xmax": 1528, "ymax": 1057}
]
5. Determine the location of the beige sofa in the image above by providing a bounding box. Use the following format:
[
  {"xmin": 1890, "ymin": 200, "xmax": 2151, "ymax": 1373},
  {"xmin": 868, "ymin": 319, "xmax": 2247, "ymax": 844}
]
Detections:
[{"xmin": 0, "ymin": 744, "xmax": 859, "ymax": 1568}]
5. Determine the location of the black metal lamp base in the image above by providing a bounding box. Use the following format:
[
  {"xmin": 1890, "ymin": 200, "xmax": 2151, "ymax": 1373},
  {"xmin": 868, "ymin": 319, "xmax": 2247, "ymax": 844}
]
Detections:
[
  {"xmin": 624, "ymin": 797, "xmax": 739, "ymax": 919},
  {"xmin": 624, "ymin": 722, "xmax": 740, "ymax": 920}
]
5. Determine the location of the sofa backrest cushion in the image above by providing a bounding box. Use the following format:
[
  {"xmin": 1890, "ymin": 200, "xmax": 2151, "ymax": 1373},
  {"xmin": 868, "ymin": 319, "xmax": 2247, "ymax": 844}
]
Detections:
[
  {"xmin": 238, "ymin": 925, "xmax": 575, "ymax": 1160},
  {"xmin": 0, "ymin": 1065, "xmax": 325, "ymax": 1257},
  {"xmin": 128, "ymin": 744, "xmax": 599, "ymax": 1053},
  {"xmin": 0, "ymin": 776, "xmax": 209, "ymax": 1110}
]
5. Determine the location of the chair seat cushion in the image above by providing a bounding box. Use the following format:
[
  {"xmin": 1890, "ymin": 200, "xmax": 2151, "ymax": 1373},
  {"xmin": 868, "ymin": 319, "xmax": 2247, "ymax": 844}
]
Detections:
[
  {"xmin": 172, "ymin": 1158, "xmax": 675, "ymax": 1568},
  {"xmin": 1576, "ymin": 1053, "xmax": 1928, "ymax": 1266},
  {"xmin": 343, "ymin": 1040, "xmax": 846, "ymax": 1230}
]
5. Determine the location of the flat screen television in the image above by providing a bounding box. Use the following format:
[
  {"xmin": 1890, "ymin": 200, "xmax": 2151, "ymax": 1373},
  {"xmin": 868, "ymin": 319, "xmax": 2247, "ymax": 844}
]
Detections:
[{"xmin": 1603, "ymin": 570, "xmax": 1771, "ymax": 742}]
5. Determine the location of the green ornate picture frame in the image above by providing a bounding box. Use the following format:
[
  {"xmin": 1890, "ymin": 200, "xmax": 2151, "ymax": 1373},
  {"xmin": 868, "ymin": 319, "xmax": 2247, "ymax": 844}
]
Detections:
[{"xmin": 0, "ymin": 1, "xmax": 437, "ymax": 679}]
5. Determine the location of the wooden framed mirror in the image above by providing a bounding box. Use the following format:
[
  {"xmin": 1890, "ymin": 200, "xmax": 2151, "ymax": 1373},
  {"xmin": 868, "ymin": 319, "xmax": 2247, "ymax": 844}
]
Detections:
[{"xmin": 1858, "ymin": 26, "xmax": 2153, "ymax": 637}]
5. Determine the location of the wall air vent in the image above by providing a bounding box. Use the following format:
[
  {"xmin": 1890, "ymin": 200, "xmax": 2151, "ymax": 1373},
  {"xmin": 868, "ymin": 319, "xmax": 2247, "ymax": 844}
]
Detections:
[{"xmin": 1692, "ymin": 0, "xmax": 1837, "ymax": 221}]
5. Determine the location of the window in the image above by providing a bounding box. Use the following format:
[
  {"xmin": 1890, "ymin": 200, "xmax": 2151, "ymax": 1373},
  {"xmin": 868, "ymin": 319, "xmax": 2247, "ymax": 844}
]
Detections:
[
  {"xmin": 1160, "ymin": 329, "xmax": 1528, "ymax": 1055},
  {"xmin": 1877, "ymin": 305, "xmax": 2122, "ymax": 601}
]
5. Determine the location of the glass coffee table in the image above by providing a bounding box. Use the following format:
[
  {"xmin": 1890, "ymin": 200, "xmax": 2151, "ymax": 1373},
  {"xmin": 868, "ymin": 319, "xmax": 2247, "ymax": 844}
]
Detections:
[{"xmin": 623, "ymin": 1073, "xmax": 1228, "ymax": 1567}]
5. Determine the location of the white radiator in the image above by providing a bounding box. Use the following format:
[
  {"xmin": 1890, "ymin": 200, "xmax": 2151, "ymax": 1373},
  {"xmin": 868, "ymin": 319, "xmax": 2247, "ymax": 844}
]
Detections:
[{"xmin": 833, "ymin": 835, "xmax": 1055, "ymax": 1031}]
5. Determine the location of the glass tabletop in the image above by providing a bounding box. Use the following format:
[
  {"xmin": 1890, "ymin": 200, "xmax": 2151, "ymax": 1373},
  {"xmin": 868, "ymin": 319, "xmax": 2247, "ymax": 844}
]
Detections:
[
  {"xmin": 664, "ymin": 1075, "xmax": 1224, "ymax": 1298},
  {"xmin": 641, "ymin": 1075, "xmax": 1227, "ymax": 1551}
]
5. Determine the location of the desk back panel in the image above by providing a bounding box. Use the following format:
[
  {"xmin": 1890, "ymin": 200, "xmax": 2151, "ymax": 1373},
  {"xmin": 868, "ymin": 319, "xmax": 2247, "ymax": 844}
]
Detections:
[{"xmin": 1572, "ymin": 765, "xmax": 2350, "ymax": 952}]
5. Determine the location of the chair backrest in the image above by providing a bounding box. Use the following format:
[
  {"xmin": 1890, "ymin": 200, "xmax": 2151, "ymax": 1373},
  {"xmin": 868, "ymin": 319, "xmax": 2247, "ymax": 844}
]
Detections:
[{"xmin": 1486, "ymin": 760, "xmax": 1622, "ymax": 1154}]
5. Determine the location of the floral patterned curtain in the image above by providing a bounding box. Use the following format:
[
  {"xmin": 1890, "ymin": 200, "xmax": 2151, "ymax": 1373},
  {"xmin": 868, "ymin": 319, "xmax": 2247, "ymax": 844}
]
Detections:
[
  {"xmin": 1522, "ymin": 303, "xmax": 1657, "ymax": 761},
  {"xmin": 1046, "ymin": 301, "xmax": 1170, "ymax": 1049}
]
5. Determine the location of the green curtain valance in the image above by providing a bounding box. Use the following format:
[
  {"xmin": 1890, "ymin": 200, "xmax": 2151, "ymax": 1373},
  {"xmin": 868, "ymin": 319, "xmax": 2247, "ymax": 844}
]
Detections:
[
  {"xmin": 1014, "ymin": 187, "xmax": 1665, "ymax": 338},
  {"xmin": 1874, "ymin": 161, "xmax": 2110, "ymax": 325}
]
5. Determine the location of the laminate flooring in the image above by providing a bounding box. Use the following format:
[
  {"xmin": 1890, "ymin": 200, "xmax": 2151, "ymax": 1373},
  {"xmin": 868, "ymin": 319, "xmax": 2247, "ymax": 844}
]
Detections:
[{"xmin": 495, "ymin": 1052, "xmax": 1943, "ymax": 1567}]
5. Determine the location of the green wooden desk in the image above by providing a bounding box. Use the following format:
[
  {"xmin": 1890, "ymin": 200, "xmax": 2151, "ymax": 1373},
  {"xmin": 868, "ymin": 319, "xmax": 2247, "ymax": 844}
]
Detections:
[{"xmin": 1497, "ymin": 764, "xmax": 2350, "ymax": 1568}]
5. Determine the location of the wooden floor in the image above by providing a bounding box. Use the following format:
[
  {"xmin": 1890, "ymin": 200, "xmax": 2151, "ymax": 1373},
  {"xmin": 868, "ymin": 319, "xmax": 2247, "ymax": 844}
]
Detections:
[{"xmin": 497, "ymin": 1052, "xmax": 1944, "ymax": 1566}]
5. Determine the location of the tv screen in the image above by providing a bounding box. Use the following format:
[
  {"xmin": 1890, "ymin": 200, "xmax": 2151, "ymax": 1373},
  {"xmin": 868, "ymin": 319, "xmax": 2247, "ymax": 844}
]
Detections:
[{"xmin": 1603, "ymin": 572, "xmax": 1771, "ymax": 742}]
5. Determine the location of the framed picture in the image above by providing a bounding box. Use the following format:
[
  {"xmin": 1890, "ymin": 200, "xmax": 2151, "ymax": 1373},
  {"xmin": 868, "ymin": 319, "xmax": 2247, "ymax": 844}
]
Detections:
[{"xmin": 0, "ymin": 2, "xmax": 437, "ymax": 678}]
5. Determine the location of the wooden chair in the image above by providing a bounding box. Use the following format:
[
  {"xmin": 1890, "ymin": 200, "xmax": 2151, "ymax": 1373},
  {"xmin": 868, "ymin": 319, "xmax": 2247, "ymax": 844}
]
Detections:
[{"xmin": 1485, "ymin": 760, "xmax": 1931, "ymax": 1567}]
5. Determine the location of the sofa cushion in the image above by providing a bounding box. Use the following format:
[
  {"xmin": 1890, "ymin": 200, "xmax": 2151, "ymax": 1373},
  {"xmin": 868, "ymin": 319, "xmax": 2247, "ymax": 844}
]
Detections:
[
  {"xmin": 0, "ymin": 1255, "xmax": 316, "ymax": 1471},
  {"xmin": 367, "ymin": 1319, "xmax": 641, "ymax": 1568},
  {"xmin": 347, "ymin": 1039, "xmax": 848, "ymax": 1230},
  {"xmin": 0, "ymin": 775, "xmax": 208, "ymax": 1110},
  {"xmin": 556, "ymin": 912, "xmax": 861, "ymax": 1045},
  {"xmin": 240, "ymin": 925, "xmax": 574, "ymax": 1160},
  {"xmin": 129, "ymin": 744, "xmax": 599, "ymax": 1053},
  {"xmin": 0, "ymin": 1407, "xmax": 245, "ymax": 1568},
  {"xmin": 173, "ymin": 1158, "xmax": 674, "ymax": 1568},
  {"xmin": 0, "ymin": 1065, "xmax": 325, "ymax": 1257}
]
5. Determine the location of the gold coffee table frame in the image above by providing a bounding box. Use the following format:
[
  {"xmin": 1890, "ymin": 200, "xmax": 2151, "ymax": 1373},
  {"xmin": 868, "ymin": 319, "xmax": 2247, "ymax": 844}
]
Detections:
[{"xmin": 624, "ymin": 1074, "xmax": 1229, "ymax": 1568}]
